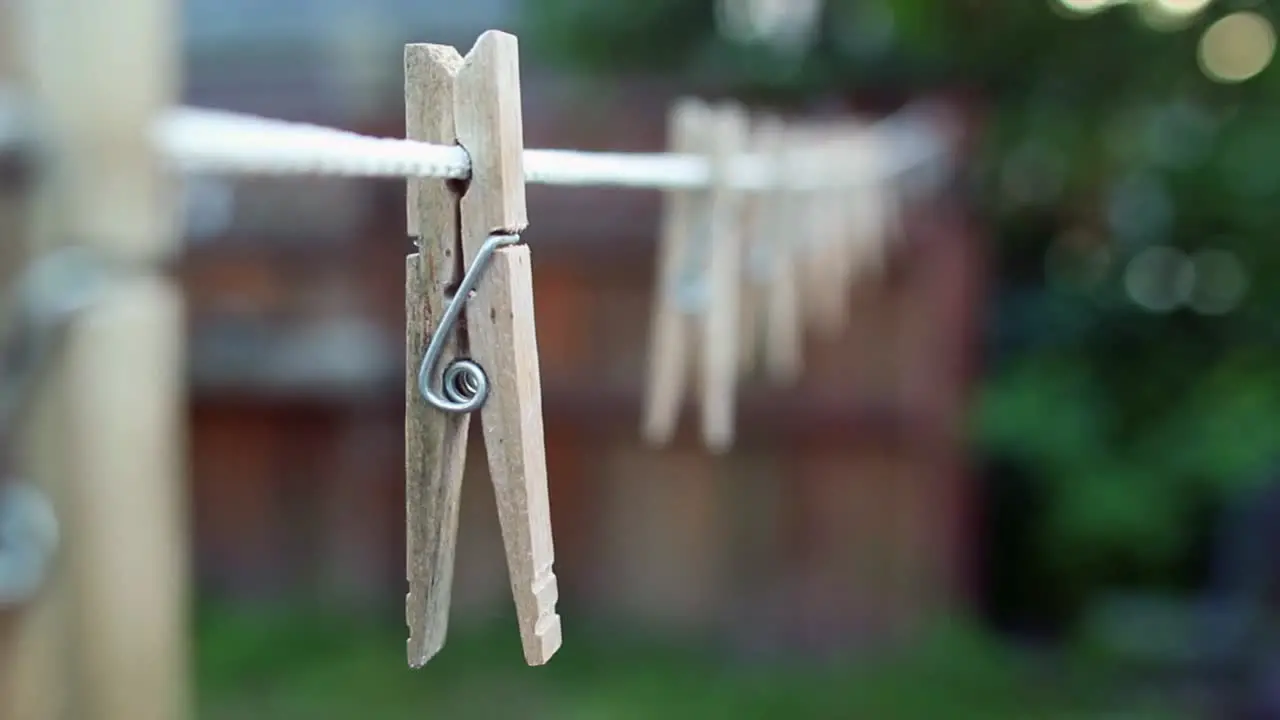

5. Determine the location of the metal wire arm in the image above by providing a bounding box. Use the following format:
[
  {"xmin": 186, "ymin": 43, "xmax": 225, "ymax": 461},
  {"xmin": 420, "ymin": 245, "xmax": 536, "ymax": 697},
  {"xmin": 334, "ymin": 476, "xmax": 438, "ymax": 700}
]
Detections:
[{"xmin": 416, "ymin": 232, "xmax": 521, "ymax": 415}]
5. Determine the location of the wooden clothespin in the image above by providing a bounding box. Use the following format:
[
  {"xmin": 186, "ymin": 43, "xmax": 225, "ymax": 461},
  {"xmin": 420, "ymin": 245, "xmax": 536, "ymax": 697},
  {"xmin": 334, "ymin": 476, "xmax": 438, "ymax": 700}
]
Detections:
[
  {"xmin": 866, "ymin": 127, "xmax": 907, "ymax": 260},
  {"xmin": 404, "ymin": 31, "xmax": 560, "ymax": 669},
  {"xmin": 642, "ymin": 98, "xmax": 709, "ymax": 447},
  {"xmin": 842, "ymin": 122, "xmax": 890, "ymax": 286},
  {"xmin": 821, "ymin": 123, "xmax": 872, "ymax": 324},
  {"xmin": 799, "ymin": 124, "xmax": 852, "ymax": 338},
  {"xmin": 752, "ymin": 115, "xmax": 804, "ymax": 385},
  {"xmin": 641, "ymin": 100, "xmax": 748, "ymax": 452},
  {"xmin": 699, "ymin": 102, "xmax": 749, "ymax": 452}
]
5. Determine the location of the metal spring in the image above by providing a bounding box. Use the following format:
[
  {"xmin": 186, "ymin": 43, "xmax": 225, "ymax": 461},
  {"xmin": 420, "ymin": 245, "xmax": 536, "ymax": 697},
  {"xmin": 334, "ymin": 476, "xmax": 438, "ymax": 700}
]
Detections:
[
  {"xmin": 440, "ymin": 360, "xmax": 486, "ymax": 406},
  {"xmin": 417, "ymin": 232, "xmax": 520, "ymax": 415}
]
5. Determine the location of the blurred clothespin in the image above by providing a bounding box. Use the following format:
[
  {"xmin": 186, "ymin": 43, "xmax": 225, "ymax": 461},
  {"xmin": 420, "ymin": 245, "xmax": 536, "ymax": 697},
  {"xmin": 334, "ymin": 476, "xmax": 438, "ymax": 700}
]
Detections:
[
  {"xmin": 800, "ymin": 124, "xmax": 853, "ymax": 338},
  {"xmin": 643, "ymin": 98, "xmax": 709, "ymax": 447},
  {"xmin": 735, "ymin": 112, "xmax": 775, "ymax": 379},
  {"xmin": 404, "ymin": 31, "xmax": 560, "ymax": 669},
  {"xmin": 736, "ymin": 120, "xmax": 764, "ymax": 380},
  {"xmin": 642, "ymin": 100, "xmax": 748, "ymax": 453},
  {"xmin": 843, "ymin": 123, "xmax": 892, "ymax": 286},
  {"xmin": 872, "ymin": 131, "xmax": 907, "ymax": 258},
  {"xmin": 753, "ymin": 115, "xmax": 804, "ymax": 385},
  {"xmin": 700, "ymin": 102, "xmax": 749, "ymax": 452}
]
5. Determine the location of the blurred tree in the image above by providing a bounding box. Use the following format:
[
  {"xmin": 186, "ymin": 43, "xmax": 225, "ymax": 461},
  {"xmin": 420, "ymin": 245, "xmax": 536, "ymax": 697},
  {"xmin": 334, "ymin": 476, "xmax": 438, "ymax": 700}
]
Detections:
[{"xmin": 521, "ymin": 0, "xmax": 1280, "ymax": 606}]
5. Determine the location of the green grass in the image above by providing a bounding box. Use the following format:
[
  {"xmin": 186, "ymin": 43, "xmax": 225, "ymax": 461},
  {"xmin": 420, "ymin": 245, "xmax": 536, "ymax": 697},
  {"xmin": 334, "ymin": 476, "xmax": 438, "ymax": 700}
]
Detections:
[{"xmin": 196, "ymin": 604, "xmax": 1188, "ymax": 720}]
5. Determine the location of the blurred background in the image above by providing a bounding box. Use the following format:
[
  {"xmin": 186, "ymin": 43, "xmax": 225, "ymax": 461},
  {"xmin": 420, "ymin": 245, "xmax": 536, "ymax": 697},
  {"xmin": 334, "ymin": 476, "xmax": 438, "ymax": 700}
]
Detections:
[{"xmin": 10, "ymin": 0, "xmax": 1280, "ymax": 717}]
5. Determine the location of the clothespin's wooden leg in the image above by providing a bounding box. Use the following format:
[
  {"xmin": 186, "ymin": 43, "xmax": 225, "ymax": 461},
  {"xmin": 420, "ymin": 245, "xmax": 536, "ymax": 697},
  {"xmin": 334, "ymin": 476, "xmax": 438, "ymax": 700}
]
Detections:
[
  {"xmin": 865, "ymin": 152, "xmax": 904, "ymax": 275},
  {"xmin": 763, "ymin": 121, "xmax": 804, "ymax": 384},
  {"xmin": 737, "ymin": 116, "xmax": 770, "ymax": 379},
  {"xmin": 854, "ymin": 191, "xmax": 887, "ymax": 285},
  {"xmin": 764, "ymin": 231, "xmax": 804, "ymax": 383},
  {"xmin": 738, "ymin": 114, "xmax": 767, "ymax": 379},
  {"xmin": 843, "ymin": 130, "xmax": 886, "ymax": 288},
  {"xmin": 642, "ymin": 99, "xmax": 706, "ymax": 446},
  {"xmin": 811, "ymin": 130, "xmax": 854, "ymax": 338},
  {"xmin": 454, "ymin": 30, "xmax": 561, "ymax": 666},
  {"xmin": 404, "ymin": 43, "xmax": 470, "ymax": 668},
  {"xmin": 737, "ymin": 206, "xmax": 757, "ymax": 380},
  {"xmin": 701, "ymin": 103, "xmax": 749, "ymax": 453},
  {"xmin": 830, "ymin": 134, "xmax": 857, "ymax": 299},
  {"xmin": 792, "ymin": 128, "xmax": 834, "ymax": 336}
]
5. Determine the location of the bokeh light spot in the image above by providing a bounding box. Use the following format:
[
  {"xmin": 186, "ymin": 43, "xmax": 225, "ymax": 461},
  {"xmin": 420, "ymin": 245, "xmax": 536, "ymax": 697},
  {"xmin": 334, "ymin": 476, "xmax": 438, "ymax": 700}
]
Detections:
[
  {"xmin": 1154, "ymin": 0, "xmax": 1213, "ymax": 17},
  {"xmin": 1187, "ymin": 248, "xmax": 1248, "ymax": 315},
  {"xmin": 1124, "ymin": 246, "xmax": 1194, "ymax": 312},
  {"xmin": 1139, "ymin": 2, "xmax": 1197, "ymax": 32},
  {"xmin": 716, "ymin": 0, "xmax": 824, "ymax": 50},
  {"xmin": 1056, "ymin": 0, "xmax": 1113, "ymax": 15},
  {"xmin": 1198, "ymin": 11, "xmax": 1276, "ymax": 84}
]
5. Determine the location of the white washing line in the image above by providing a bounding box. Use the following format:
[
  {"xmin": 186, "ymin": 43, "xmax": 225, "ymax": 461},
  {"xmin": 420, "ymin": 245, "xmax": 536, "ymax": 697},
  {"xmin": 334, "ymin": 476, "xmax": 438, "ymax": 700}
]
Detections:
[{"xmin": 2, "ymin": 96, "xmax": 948, "ymax": 191}]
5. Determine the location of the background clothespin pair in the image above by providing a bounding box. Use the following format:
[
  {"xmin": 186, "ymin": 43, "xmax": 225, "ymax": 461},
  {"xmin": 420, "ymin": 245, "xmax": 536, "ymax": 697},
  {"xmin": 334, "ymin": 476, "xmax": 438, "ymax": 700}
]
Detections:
[
  {"xmin": 643, "ymin": 104, "xmax": 905, "ymax": 453},
  {"xmin": 642, "ymin": 99, "xmax": 748, "ymax": 454},
  {"xmin": 740, "ymin": 114, "xmax": 803, "ymax": 387},
  {"xmin": 404, "ymin": 31, "xmax": 560, "ymax": 669}
]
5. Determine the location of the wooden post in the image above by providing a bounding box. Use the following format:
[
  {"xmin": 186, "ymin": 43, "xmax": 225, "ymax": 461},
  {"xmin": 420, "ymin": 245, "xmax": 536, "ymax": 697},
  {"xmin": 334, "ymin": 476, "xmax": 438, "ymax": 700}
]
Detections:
[
  {"xmin": 0, "ymin": 2, "xmax": 59, "ymax": 717},
  {"xmin": 6, "ymin": 0, "xmax": 191, "ymax": 719},
  {"xmin": 0, "ymin": 0, "xmax": 27, "ymax": 290}
]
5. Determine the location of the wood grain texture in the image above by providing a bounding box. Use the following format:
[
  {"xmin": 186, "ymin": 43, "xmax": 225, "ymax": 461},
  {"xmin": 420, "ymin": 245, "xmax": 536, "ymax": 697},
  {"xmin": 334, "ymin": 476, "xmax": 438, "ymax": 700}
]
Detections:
[
  {"xmin": 455, "ymin": 32, "xmax": 527, "ymax": 234},
  {"xmin": 641, "ymin": 99, "xmax": 707, "ymax": 446},
  {"xmin": 700, "ymin": 103, "xmax": 748, "ymax": 453},
  {"xmin": 404, "ymin": 253, "xmax": 469, "ymax": 667},
  {"xmin": 454, "ymin": 30, "xmax": 560, "ymax": 666},
  {"xmin": 404, "ymin": 43, "xmax": 470, "ymax": 669},
  {"xmin": 405, "ymin": 44, "xmax": 463, "ymax": 240}
]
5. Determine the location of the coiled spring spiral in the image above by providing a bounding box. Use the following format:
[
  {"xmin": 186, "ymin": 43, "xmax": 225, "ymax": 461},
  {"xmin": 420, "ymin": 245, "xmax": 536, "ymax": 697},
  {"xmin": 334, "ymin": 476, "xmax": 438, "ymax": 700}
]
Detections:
[
  {"xmin": 417, "ymin": 233, "xmax": 520, "ymax": 414},
  {"xmin": 440, "ymin": 359, "xmax": 487, "ymax": 407}
]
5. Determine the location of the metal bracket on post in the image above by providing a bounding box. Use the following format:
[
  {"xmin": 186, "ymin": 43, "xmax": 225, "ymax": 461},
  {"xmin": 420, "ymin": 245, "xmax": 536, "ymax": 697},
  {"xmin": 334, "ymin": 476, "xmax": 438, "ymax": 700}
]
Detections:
[{"xmin": 0, "ymin": 246, "xmax": 113, "ymax": 608}]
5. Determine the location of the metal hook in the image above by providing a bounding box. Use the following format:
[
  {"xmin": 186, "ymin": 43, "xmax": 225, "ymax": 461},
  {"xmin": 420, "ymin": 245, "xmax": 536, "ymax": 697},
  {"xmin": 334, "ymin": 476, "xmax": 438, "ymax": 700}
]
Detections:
[
  {"xmin": 0, "ymin": 482, "xmax": 59, "ymax": 608},
  {"xmin": 0, "ymin": 246, "xmax": 108, "ymax": 608},
  {"xmin": 417, "ymin": 232, "xmax": 520, "ymax": 414},
  {"xmin": 1, "ymin": 246, "xmax": 111, "ymax": 439}
]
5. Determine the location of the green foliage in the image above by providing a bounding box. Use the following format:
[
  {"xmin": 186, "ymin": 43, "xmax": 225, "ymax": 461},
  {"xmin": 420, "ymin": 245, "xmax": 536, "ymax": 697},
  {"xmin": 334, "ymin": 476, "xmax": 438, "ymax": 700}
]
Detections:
[
  {"xmin": 198, "ymin": 606, "xmax": 1186, "ymax": 719},
  {"xmin": 519, "ymin": 0, "xmax": 1280, "ymax": 593}
]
